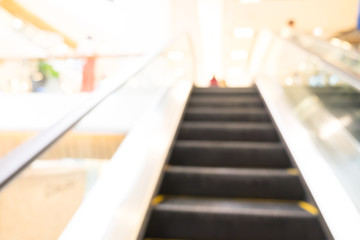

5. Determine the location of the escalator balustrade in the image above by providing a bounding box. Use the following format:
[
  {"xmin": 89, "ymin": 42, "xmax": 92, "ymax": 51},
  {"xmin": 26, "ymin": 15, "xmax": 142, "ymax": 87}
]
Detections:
[
  {"xmin": 286, "ymin": 85, "xmax": 360, "ymax": 141},
  {"xmin": 143, "ymin": 87, "xmax": 329, "ymax": 240}
]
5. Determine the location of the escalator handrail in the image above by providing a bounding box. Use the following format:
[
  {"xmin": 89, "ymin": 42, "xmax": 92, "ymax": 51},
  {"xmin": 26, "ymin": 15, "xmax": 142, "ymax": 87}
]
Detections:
[
  {"xmin": 296, "ymin": 34, "xmax": 360, "ymax": 60},
  {"xmin": 284, "ymin": 35, "xmax": 360, "ymax": 92},
  {"xmin": 0, "ymin": 33, "xmax": 190, "ymax": 191}
]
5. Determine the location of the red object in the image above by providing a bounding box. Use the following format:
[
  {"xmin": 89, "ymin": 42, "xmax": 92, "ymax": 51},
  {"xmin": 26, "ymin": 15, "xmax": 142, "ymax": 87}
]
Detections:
[
  {"xmin": 210, "ymin": 75, "xmax": 218, "ymax": 87},
  {"xmin": 81, "ymin": 57, "xmax": 96, "ymax": 92}
]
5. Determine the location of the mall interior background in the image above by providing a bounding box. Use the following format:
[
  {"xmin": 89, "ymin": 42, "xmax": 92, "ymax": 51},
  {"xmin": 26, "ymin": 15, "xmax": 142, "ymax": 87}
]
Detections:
[{"xmin": 0, "ymin": 0, "xmax": 359, "ymax": 239}]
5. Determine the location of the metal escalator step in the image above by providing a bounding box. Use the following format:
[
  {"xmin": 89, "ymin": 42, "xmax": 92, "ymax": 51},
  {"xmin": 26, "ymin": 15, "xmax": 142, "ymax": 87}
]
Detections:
[
  {"xmin": 170, "ymin": 141, "xmax": 290, "ymax": 168},
  {"xmin": 143, "ymin": 87, "xmax": 329, "ymax": 240},
  {"xmin": 184, "ymin": 107, "xmax": 270, "ymax": 122},
  {"xmin": 145, "ymin": 197, "xmax": 326, "ymax": 240},
  {"xmin": 192, "ymin": 87, "xmax": 257, "ymax": 95},
  {"xmin": 307, "ymin": 86, "xmax": 355, "ymax": 94},
  {"xmin": 159, "ymin": 166, "xmax": 304, "ymax": 200},
  {"xmin": 189, "ymin": 96, "xmax": 263, "ymax": 107},
  {"xmin": 320, "ymin": 98, "xmax": 360, "ymax": 107},
  {"xmin": 178, "ymin": 122, "xmax": 279, "ymax": 142}
]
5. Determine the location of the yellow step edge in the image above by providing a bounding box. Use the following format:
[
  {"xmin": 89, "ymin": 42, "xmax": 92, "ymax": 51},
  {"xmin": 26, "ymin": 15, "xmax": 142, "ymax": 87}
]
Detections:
[
  {"xmin": 151, "ymin": 195, "xmax": 319, "ymax": 217},
  {"xmin": 286, "ymin": 168, "xmax": 300, "ymax": 175},
  {"xmin": 151, "ymin": 195, "xmax": 165, "ymax": 206},
  {"xmin": 157, "ymin": 195, "xmax": 320, "ymax": 216},
  {"xmin": 298, "ymin": 201, "xmax": 319, "ymax": 215},
  {"xmin": 161, "ymin": 194, "xmax": 300, "ymax": 204}
]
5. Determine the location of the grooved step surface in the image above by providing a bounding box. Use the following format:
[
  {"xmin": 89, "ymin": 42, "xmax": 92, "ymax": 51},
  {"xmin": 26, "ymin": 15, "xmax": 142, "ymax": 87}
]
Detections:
[
  {"xmin": 178, "ymin": 122, "xmax": 279, "ymax": 142},
  {"xmin": 170, "ymin": 141, "xmax": 290, "ymax": 168},
  {"xmin": 184, "ymin": 107, "xmax": 270, "ymax": 122},
  {"xmin": 192, "ymin": 87, "xmax": 257, "ymax": 95},
  {"xmin": 189, "ymin": 96, "xmax": 264, "ymax": 107},
  {"xmin": 146, "ymin": 197, "xmax": 326, "ymax": 240},
  {"xmin": 144, "ymin": 87, "xmax": 329, "ymax": 240},
  {"xmin": 160, "ymin": 166, "xmax": 304, "ymax": 200}
]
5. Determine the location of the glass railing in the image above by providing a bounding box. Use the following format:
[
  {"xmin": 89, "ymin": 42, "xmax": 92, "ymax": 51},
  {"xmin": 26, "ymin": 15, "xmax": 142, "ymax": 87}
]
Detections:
[
  {"xmin": 251, "ymin": 30, "xmax": 360, "ymax": 240},
  {"xmin": 0, "ymin": 55, "xmax": 146, "ymax": 94},
  {"xmin": 0, "ymin": 54, "xmax": 145, "ymax": 160},
  {"xmin": 0, "ymin": 34, "xmax": 194, "ymax": 240},
  {"xmin": 293, "ymin": 34, "xmax": 360, "ymax": 80}
]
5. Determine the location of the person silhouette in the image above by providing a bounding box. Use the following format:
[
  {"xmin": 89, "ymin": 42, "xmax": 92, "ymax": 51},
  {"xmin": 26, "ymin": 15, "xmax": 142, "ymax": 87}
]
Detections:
[{"xmin": 210, "ymin": 75, "xmax": 218, "ymax": 87}]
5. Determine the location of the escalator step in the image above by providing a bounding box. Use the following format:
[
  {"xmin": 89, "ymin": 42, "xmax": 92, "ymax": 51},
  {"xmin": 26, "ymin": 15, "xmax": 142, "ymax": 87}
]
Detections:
[
  {"xmin": 146, "ymin": 197, "xmax": 326, "ymax": 240},
  {"xmin": 143, "ymin": 87, "xmax": 330, "ymax": 240},
  {"xmin": 159, "ymin": 166, "xmax": 304, "ymax": 200},
  {"xmin": 178, "ymin": 122, "xmax": 279, "ymax": 142},
  {"xmin": 184, "ymin": 107, "xmax": 270, "ymax": 122},
  {"xmin": 189, "ymin": 96, "xmax": 264, "ymax": 107},
  {"xmin": 170, "ymin": 141, "xmax": 290, "ymax": 168},
  {"xmin": 192, "ymin": 87, "xmax": 257, "ymax": 95}
]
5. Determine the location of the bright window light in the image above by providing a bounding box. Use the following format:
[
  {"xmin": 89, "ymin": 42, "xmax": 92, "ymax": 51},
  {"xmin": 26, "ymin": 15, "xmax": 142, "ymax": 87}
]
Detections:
[
  {"xmin": 298, "ymin": 62, "xmax": 307, "ymax": 71},
  {"xmin": 168, "ymin": 51, "xmax": 184, "ymax": 61},
  {"xmin": 234, "ymin": 27, "xmax": 254, "ymax": 38},
  {"xmin": 230, "ymin": 50, "xmax": 248, "ymax": 60},
  {"xmin": 320, "ymin": 116, "xmax": 352, "ymax": 139},
  {"xmin": 341, "ymin": 41, "xmax": 352, "ymax": 50},
  {"xmin": 175, "ymin": 68, "xmax": 185, "ymax": 77},
  {"xmin": 313, "ymin": 27, "xmax": 323, "ymax": 37},
  {"xmin": 228, "ymin": 68, "xmax": 243, "ymax": 77},
  {"xmin": 12, "ymin": 18, "xmax": 24, "ymax": 30},
  {"xmin": 329, "ymin": 75, "xmax": 339, "ymax": 85},
  {"xmin": 285, "ymin": 77, "xmax": 294, "ymax": 86},
  {"xmin": 330, "ymin": 38, "xmax": 342, "ymax": 47}
]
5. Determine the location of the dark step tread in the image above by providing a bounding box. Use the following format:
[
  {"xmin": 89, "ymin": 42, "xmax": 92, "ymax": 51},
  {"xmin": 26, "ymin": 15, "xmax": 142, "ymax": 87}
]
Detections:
[
  {"xmin": 164, "ymin": 165, "xmax": 298, "ymax": 176},
  {"xmin": 153, "ymin": 196, "xmax": 317, "ymax": 217},
  {"xmin": 160, "ymin": 166, "xmax": 304, "ymax": 200},
  {"xmin": 192, "ymin": 87, "xmax": 257, "ymax": 93},
  {"xmin": 190, "ymin": 96, "xmax": 262, "ymax": 103},
  {"xmin": 184, "ymin": 108, "xmax": 270, "ymax": 122},
  {"xmin": 188, "ymin": 96, "xmax": 264, "ymax": 107},
  {"xmin": 178, "ymin": 122, "xmax": 279, "ymax": 142},
  {"xmin": 174, "ymin": 140, "xmax": 283, "ymax": 149},
  {"xmin": 181, "ymin": 121, "xmax": 275, "ymax": 129},
  {"xmin": 170, "ymin": 140, "xmax": 290, "ymax": 168},
  {"xmin": 186, "ymin": 107, "xmax": 267, "ymax": 114},
  {"xmin": 146, "ymin": 197, "xmax": 326, "ymax": 240}
]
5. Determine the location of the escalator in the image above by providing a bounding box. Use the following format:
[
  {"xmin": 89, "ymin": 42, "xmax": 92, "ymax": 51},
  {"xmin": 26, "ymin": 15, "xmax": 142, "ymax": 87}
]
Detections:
[
  {"xmin": 286, "ymin": 85, "xmax": 360, "ymax": 141},
  {"xmin": 308, "ymin": 86, "xmax": 360, "ymax": 139},
  {"xmin": 143, "ymin": 87, "xmax": 330, "ymax": 240}
]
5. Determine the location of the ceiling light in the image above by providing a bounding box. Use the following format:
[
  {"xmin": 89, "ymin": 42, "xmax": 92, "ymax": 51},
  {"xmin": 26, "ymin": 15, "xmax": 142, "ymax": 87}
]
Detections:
[
  {"xmin": 298, "ymin": 62, "xmax": 307, "ymax": 71},
  {"xmin": 234, "ymin": 27, "xmax": 254, "ymax": 38},
  {"xmin": 228, "ymin": 68, "xmax": 243, "ymax": 77},
  {"xmin": 313, "ymin": 27, "xmax": 323, "ymax": 37},
  {"xmin": 230, "ymin": 50, "xmax": 248, "ymax": 60},
  {"xmin": 12, "ymin": 18, "xmax": 24, "ymax": 30},
  {"xmin": 285, "ymin": 77, "xmax": 293, "ymax": 86},
  {"xmin": 168, "ymin": 51, "xmax": 184, "ymax": 61},
  {"xmin": 330, "ymin": 38, "xmax": 341, "ymax": 47}
]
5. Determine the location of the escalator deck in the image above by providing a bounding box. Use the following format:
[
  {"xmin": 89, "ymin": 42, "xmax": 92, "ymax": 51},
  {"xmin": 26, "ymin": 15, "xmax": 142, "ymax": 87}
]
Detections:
[{"xmin": 143, "ymin": 87, "xmax": 330, "ymax": 240}]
